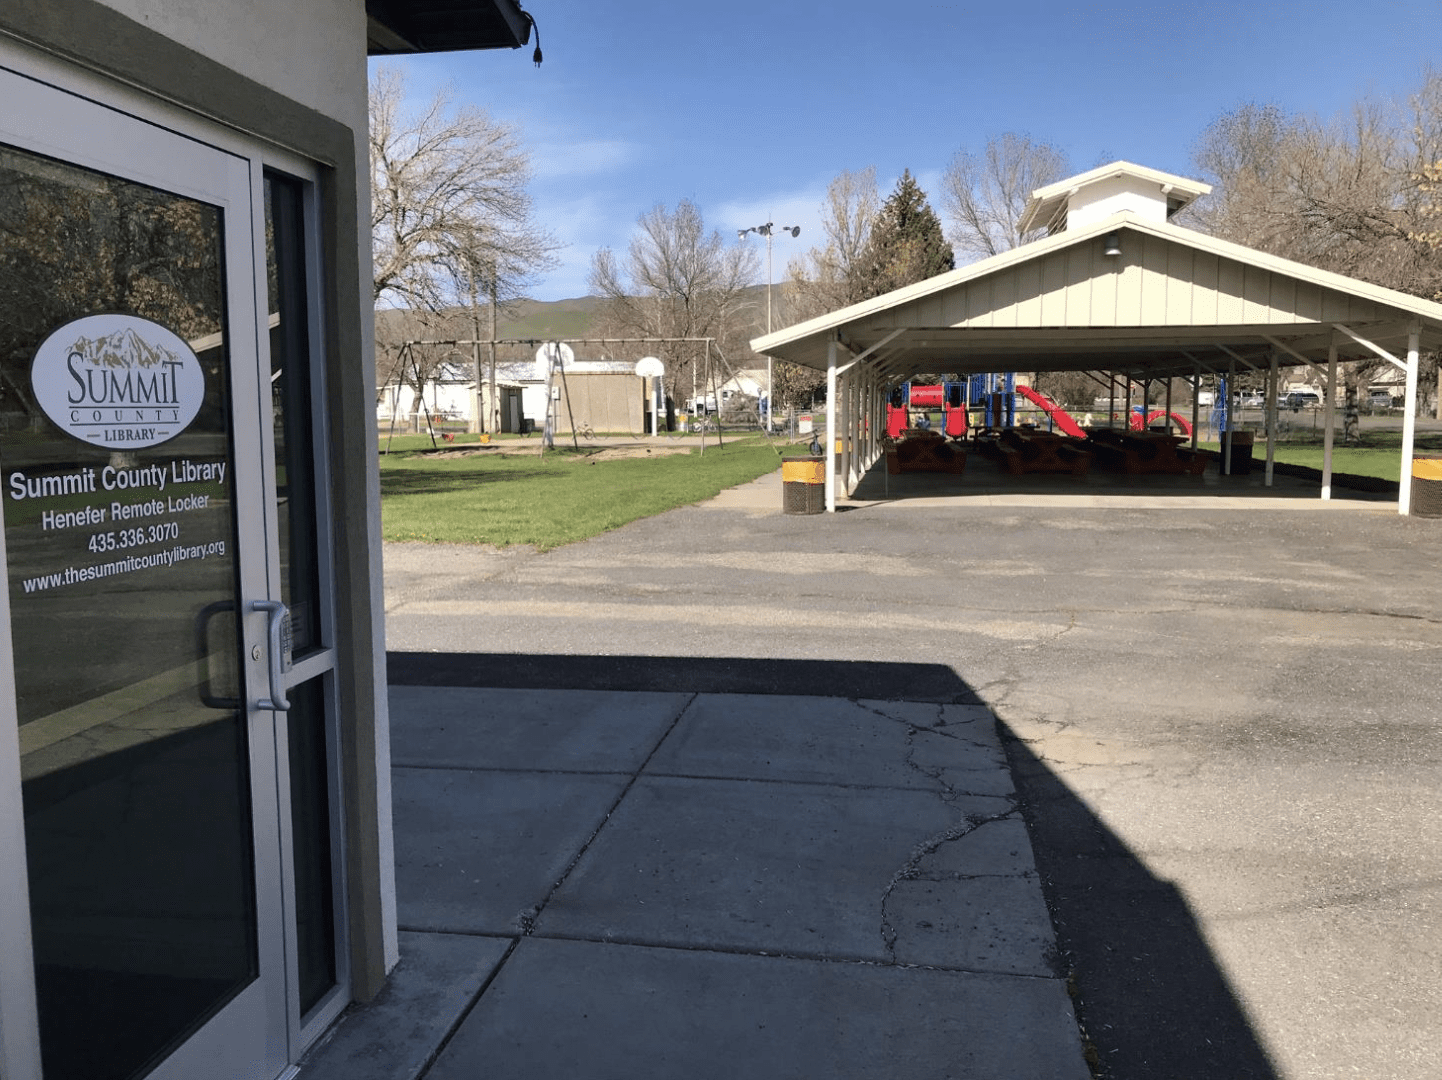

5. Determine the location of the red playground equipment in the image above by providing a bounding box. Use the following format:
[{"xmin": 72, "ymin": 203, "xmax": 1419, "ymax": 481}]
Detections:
[
  {"xmin": 1014, "ymin": 385, "xmax": 1194, "ymax": 438},
  {"xmin": 1131, "ymin": 408, "xmax": 1193, "ymax": 436},
  {"xmin": 887, "ymin": 379, "xmax": 1195, "ymax": 441},
  {"xmin": 1014, "ymin": 385, "xmax": 1085, "ymax": 438},
  {"xmin": 887, "ymin": 383, "xmax": 968, "ymax": 439}
]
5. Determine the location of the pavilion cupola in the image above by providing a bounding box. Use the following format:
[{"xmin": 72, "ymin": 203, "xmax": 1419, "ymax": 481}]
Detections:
[{"xmin": 1016, "ymin": 161, "xmax": 1212, "ymax": 239}]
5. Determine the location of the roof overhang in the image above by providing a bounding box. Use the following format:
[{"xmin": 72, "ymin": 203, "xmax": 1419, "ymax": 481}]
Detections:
[
  {"xmin": 752, "ymin": 212, "xmax": 1442, "ymax": 383},
  {"xmin": 366, "ymin": 0, "xmax": 532, "ymax": 55}
]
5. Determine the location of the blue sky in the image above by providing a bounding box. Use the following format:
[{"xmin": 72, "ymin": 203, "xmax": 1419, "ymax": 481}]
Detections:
[{"xmin": 375, "ymin": 0, "xmax": 1442, "ymax": 302}]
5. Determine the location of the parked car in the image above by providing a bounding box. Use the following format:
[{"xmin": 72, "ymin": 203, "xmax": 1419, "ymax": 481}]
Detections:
[
  {"xmin": 1238, "ymin": 390, "xmax": 1265, "ymax": 407},
  {"xmin": 1368, "ymin": 391, "xmax": 1394, "ymax": 408},
  {"xmin": 1284, "ymin": 389, "xmax": 1323, "ymax": 409}
]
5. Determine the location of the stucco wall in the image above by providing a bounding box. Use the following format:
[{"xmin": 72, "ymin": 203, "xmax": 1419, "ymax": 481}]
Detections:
[{"xmin": 96, "ymin": 0, "xmax": 368, "ymax": 131}]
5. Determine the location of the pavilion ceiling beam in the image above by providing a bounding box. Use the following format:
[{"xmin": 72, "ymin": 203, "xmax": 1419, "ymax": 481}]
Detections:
[
  {"xmin": 1332, "ymin": 323, "xmax": 1407, "ymax": 372},
  {"xmin": 835, "ymin": 329, "xmax": 906, "ymax": 377},
  {"xmin": 1214, "ymin": 344, "xmax": 1264, "ymax": 371},
  {"xmin": 1261, "ymin": 334, "xmax": 1331, "ymax": 380},
  {"xmin": 875, "ymin": 351, "xmax": 921, "ymax": 378},
  {"xmin": 1179, "ymin": 350, "xmax": 1222, "ymax": 375}
]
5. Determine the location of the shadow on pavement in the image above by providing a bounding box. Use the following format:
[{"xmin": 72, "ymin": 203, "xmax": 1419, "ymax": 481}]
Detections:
[
  {"xmin": 1002, "ymin": 731, "xmax": 1282, "ymax": 1080},
  {"xmin": 387, "ymin": 651, "xmax": 1280, "ymax": 1080}
]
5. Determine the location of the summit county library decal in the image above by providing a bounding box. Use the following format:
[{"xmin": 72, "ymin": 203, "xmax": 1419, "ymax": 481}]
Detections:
[
  {"xmin": 32, "ymin": 314, "xmax": 205, "ymax": 447},
  {"xmin": 15, "ymin": 313, "xmax": 227, "ymax": 593}
]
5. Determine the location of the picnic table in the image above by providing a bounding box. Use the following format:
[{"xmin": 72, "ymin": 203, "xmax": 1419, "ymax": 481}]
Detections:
[
  {"xmin": 994, "ymin": 429, "xmax": 1092, "ymax": 475},
  {"xmin": 1084, "ymin": 429, "xmax": 1209, "ymax": 475},
  {"xmin": 885, "ymin": 429, "xmax": 966, "ymax": 474}
]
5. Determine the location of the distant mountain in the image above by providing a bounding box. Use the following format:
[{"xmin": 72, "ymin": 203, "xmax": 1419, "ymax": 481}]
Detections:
[
  {"xmin": 375, "ymin": 298, "xmax": 604, "ymax": 344},
  {"xmin": 495, "ymin": 296, "xmax": 606, "ymax": 341},
  {"xmin": 376, "ymin": 284, "xmax": 778, "ymax": 350}
]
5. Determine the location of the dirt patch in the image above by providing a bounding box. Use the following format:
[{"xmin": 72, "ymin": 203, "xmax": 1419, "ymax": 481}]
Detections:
[
  {"xmin": 416, "ymin": 442, "xmax": 692, "ymax": 462},
  {"xmin": 423, "ymin": 447, "xmax": 505, "ymax": 459},
  {"xmin": 570, "ymin": 445, "xmax": 691, "ymax": 462}
]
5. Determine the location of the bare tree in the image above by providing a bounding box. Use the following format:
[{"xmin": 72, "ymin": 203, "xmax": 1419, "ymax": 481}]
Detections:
[
  {"xmin": 588, "ymin": 199, "xmax": 759, "ymax": 405},
  {"xmin": 941, "ymin": 133, "xmax": 1070, "ymax": 260},
  {"xmin": 783, "ymin": 167, "xmax": 880, "ymax": 322},
  {"xmin": 370, "ymin": 65, "xmax": 557, "ymax": 426},
  {"xmin": 1186, "ymin": 94, "xmax": 1442, "ymax": 294},
  {"xmin": 773, "ymin": 168, "xmax": 882, "ymax": 407},
  {"xmin": 1187, "ymin": 78, "xmax": 1442, "ymax": 411}
]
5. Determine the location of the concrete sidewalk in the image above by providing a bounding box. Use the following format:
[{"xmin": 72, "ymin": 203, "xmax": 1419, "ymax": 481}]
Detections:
[{"xmin": 297, "ymin": 683, "xmax": 1091, "ymax": 1080}]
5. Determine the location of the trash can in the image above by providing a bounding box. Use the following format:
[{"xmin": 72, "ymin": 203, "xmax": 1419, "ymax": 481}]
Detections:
[
  {"xmin": 1226, "ymin": 429, "xmax": 1254, "ymax": 475},
  {"xmin": 1413, "ymin": 453, "xmax": 1442, "ymax": 517},
  {"xmin": 781, "ymin": 456, "xmax": 826, "ymax": 515}
]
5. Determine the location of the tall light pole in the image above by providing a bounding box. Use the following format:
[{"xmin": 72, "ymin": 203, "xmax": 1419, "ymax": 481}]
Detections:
[{"xmin": 739, "ymin": 221, "xmax": 800, "ymax": 430}]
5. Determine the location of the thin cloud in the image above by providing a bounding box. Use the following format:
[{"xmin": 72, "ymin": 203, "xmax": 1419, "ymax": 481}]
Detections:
[{"xmin": 532, "ymin": 139, "xmax": 637, "ymax": 180}]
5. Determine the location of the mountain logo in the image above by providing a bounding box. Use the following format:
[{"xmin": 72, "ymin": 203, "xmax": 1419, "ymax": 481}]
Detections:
[{"xmin": 31, "ymin": 314, "xmax": 208, "ymax": 449}]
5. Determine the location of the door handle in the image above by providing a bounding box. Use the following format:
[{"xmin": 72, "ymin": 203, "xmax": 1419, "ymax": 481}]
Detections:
[
  {"xmin": 248, "ymin": 600, "xmax": 291, "ymax": 711},
  {"xmin": 196, "ymin": 599, "xmax": 241, "ymax": 710}
]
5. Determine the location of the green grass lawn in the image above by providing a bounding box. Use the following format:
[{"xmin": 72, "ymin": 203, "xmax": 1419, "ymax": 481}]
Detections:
[
  {"xmin": 1198, "ymin": 430, "xmax": 1442, "ymax": 482},
  {"xmin": 379, "ymin": 437, "xmax": 792, "ymax": 549}
]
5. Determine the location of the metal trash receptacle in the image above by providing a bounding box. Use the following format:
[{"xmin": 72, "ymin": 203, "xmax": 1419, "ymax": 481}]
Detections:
[
  {"xmin": 782, "ymin": 456, "xmax": 825, "ymax": 514},
  {"xmin": 1413, "ymin": 454, "xmax": 1442, "ymax": 517}
]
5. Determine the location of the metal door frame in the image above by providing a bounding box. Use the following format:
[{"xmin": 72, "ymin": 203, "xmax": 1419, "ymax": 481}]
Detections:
[{"xmin": 0, "ymin": 40, "xmax": 347, "ymax": 1080}]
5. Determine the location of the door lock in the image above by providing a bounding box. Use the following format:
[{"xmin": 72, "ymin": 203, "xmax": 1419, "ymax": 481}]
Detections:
[{"xmin": 248, "ymin": 600, "xmax": 291, "ymax": 711}]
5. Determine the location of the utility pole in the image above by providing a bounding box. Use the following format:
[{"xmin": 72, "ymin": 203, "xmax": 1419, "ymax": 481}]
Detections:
[{"xmin": 739, "ymin": 221, "xmax": 800, "ymax": 429}]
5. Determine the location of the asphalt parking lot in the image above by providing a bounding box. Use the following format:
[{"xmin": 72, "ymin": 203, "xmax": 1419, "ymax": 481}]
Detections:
[{"xmin": 384, "ymin": 469, "xmax": 1441, "ymax": 1080}]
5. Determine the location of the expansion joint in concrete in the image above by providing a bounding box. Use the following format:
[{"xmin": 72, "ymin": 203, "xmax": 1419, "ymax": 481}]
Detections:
[{"xmin": 512, "ymin": 692, "xmax": 698, "ymax": 938}]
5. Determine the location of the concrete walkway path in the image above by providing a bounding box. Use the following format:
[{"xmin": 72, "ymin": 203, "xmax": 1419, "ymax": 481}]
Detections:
[{"xmin": 297, "ymin": 681, "xmax": 1090, "ymax": 1079}]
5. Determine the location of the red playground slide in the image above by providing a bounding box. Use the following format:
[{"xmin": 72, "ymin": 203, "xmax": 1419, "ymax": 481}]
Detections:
[{"xmin": 1014, "ymin": 385, "xmax": 1086, "ymax": 438}]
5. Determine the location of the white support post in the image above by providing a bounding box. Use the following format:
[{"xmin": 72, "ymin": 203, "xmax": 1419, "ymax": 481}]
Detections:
[
  {"xmin": 1322, "ymin": 342, "xmax": 1337, "ymax": 500},
  {"xmin": 1265, "ymin": 352, "xmax": 1277, "ymax": 487},
  {"xmin": 849, "ymin": 373, "xmax": 859, "ymax": 491},
  {"xmin": 863, "ymin": 371, "xmax": 873, "ymax": 470},
  {"xmin": 865, "ymin": 372, "xmax": 876, "ymax": 464},
  {"xmin": 825, "ymin": 340, "xmax": 838, "ymax": 513},
  {"xmin": 847, "ymin": 374, "xmax": 859, "ymax": 484},
  {"xmin": 862, "ymin": 370, "xmax": 875, "ymax": 472},
  {"xmin": 1399, "ymin": 325, "xmax": 1421, "ymax": 516},
  {"xmin": 844, "ymin": 373, "xmax": 854, "ymax": 492}
]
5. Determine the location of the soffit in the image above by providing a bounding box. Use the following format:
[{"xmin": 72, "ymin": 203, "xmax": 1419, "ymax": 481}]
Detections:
[{"xmin": 366, "ymin": 0, "xmax": 530, "ymax": 54}]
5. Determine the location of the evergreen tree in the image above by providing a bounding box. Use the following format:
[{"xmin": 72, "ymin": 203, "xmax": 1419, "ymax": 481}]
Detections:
[{"xmin": 859, "ymin": 170, "xmax": 955, "ymax": 299}]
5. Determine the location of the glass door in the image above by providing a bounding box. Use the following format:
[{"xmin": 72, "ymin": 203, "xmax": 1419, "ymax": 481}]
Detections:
[{"xmin": 0, "ymin": 67, "xmax": 289, "ymax": 1080}]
